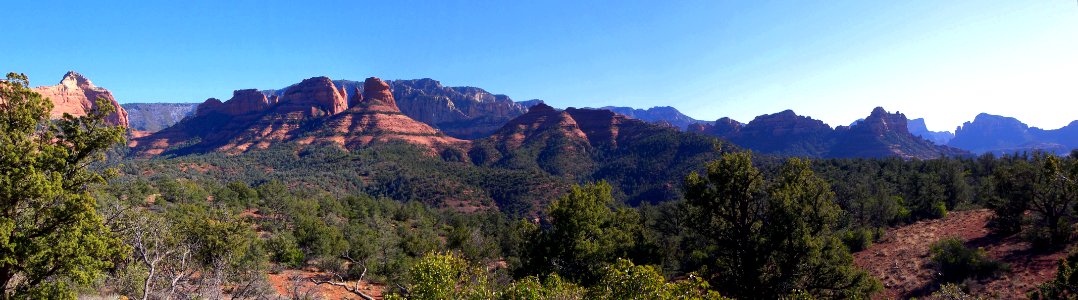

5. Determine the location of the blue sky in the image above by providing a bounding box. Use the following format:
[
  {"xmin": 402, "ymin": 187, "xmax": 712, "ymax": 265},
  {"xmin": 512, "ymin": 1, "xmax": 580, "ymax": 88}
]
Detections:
[{"xmin": 3, "ymin": 1, "xmax": 1076, "ymax": 131}]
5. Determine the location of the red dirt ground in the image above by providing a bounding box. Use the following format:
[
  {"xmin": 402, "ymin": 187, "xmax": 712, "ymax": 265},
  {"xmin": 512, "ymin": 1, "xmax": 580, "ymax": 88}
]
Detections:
[
  {"xmin": 267, "ymin": 268, "xmax": 385, "ymax": 300},
  {"xmin": 854, "ymin": 209, "xmax": 1068, "ymax": 299}
]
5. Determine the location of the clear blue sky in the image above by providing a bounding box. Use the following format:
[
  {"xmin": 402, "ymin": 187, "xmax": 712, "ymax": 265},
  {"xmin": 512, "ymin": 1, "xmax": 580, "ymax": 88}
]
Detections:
[{"xmin": 3, "ymin": 1, "xmax": 1076, "ymax": 131}]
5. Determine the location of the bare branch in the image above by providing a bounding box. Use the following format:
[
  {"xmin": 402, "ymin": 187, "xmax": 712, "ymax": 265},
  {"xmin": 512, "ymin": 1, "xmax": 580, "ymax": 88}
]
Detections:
[{"xmin": 308, "ymin": 272, "xmax": 375, "ymax": 300}]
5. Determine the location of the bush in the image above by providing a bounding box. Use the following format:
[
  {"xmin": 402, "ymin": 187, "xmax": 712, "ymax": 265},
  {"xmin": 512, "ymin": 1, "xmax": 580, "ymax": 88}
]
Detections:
[
  {"xmin": 267, "ymin": 233, "xmax": 305, "ymax": 268},
  {"xmin": 841, "ymin": 228, "xmax": 875, "ymax": 252},
  {"xmin": 932, "ymin": 283, "xmax": 983, "ymax": 300},
  {"xmin": 1030, "ymin": 250, "xmax": 1078, "ymax": 299},
  {"xmin": 929, "ymin": 238, "xmax": 1009, "ymax": 283}
]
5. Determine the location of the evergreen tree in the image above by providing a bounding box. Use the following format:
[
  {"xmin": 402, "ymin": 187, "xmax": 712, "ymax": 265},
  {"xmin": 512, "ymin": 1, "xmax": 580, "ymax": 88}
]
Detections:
[
  {"xmin": 521, "ymin": 181, "xmax": 645, "ymax": 284},
  {"xmin": 684, "ymin": 152, "xmax": 879, "ymax": 299},
  {"xmin": 0, "ymin": 73, "xmax": 127, "ymax": 299}
]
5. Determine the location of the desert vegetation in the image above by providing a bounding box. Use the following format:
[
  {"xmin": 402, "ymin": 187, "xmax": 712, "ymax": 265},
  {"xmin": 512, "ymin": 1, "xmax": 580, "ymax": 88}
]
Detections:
[{"xmin": 3, "ymin": 72, "xmax": 1078, "ymax": 299}]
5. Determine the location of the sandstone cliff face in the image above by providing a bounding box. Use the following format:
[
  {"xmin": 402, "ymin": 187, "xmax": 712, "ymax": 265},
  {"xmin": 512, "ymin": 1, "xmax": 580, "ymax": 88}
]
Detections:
[
  {"xmin": 276, "ymin": 77, "xmax": 349, "ymax": 117},
  {"xmin": 389, "ymin": 79, "xmax": 531, "ymax": 139},
  {"xmin": 301, "ymin": 77, "xmax": 466, "ymax": 152},
  {"xmin": 266, "ymin": 78, "xmax": 532, "ymax": 139},
  {"xmin": 361, "ymin": 77, "xmax": 399, "ymax": 112},
  {"xmin": 196, "ymin": 89, "xmax": 270, "ymax": 117},
  {"xmin": 565, "ymin": 108, "xmax": 629, "ymax": 147},
  {"xmin": 688, "ymin": 117, "xmax": 743, "ymax": 144},
  {"xmin": 33, "ymin": 71, "xmax": 129, "ymax": 127},
  {"xmin": 131, "ymin": 76, "xmax": 464, "ymax": 157}
]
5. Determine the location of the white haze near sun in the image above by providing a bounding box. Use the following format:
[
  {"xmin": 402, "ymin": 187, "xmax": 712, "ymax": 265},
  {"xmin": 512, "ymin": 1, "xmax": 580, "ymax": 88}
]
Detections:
[{"xmin": 680, "ymin": 2, "xmax": 1078, "ymax": 132}]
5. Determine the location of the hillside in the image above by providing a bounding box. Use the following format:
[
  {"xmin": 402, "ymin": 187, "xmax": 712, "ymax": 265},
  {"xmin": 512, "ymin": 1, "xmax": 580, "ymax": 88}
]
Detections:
[
  {"xmin": 854, "ymin": 209, "xmax": 1067, "ymax": 299},
  {"xmin": 469, "ymin": 103, "xmax": 723, "ymax": 205}
]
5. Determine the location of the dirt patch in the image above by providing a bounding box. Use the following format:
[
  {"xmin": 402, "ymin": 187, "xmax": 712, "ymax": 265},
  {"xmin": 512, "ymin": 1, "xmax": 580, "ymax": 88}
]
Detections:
[
  {"xmin": 267, "ymin": 268, "xmax": 385, "ymax": 300},
  {"xmin": 854, "ymin": 209, "xmax": 1068, "ymax": 299}
]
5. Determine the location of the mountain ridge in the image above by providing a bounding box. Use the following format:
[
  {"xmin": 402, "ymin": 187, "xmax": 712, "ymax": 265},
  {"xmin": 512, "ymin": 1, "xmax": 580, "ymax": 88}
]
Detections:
[
  {"xmin": 689, "ymin": 107, "xmax": 969, "ymax": 159},
  {"xmin": 129, "ymin": 76, "xmax": 465, "ymax": 157},
  {"xmin": 949, "ymin": 113, "xmax": 1076, "ymax": 155}
]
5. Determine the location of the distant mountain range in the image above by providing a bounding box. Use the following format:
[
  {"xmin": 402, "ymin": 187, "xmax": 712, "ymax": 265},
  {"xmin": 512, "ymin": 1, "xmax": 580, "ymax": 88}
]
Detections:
[
  {"xmin": 949, "ymin": 113, "xmax": 1077, "ymax": 155},
  {"xmin": 33, "ymin": 72, "xmax": 1075, "ymax": 158},
  {"xmin": 122, "ymin": 103, "xmax": 198, "ymax": 132},
  {"xmin": 687, "ymin": 108, "xmax": 968, "ymax": 159},
  {"xmin": 593, "ymin": 106, "xmax": 711, "ymax": 129}
]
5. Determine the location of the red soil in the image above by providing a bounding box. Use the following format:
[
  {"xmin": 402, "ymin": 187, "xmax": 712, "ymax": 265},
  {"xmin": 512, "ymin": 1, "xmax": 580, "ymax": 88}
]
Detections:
[
  {"xmin": 267, "ymin": 268, "xmax": 385, "ymax": 300},
  {"xmin": 854, "ymin": 209, "xmax": 1068, "ymax": 299}
]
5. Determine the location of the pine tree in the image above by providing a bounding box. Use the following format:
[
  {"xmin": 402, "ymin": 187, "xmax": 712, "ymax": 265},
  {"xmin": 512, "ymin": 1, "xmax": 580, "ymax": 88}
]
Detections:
[{"xmin": 684, "ymin": 152, "xmax": 879, "ymax": 299}]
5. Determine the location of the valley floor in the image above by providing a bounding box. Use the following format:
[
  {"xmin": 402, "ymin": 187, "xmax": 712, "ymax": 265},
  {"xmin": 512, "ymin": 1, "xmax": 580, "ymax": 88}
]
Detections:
[{"xmin": 854, "ymin": 209, "xmax": 1067, "ymax": 299}]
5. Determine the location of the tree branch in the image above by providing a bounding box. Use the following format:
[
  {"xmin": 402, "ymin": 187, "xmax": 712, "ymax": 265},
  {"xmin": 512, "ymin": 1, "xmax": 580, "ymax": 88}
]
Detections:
[{"xmin": 308, "ymin": 273, "xmax": 375, "ymax": 300}]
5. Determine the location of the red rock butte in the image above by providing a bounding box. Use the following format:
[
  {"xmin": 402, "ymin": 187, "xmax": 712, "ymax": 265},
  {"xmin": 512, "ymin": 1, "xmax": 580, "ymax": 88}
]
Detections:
[
  {"xmin": 32, "ymin": 71, "xmax": 129, "ymax": 127},
  {"xmin": 131, "ymin": 76, "xmax": 466, "ymax": 156}
]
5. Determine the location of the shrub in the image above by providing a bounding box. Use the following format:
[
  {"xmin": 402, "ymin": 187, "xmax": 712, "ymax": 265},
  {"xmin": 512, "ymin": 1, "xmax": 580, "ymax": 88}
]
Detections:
[
  {"xmin": 929, "ymin": 238, "xmax": 1009, "ymax": 283},
  {"xmin": 267, "ymin": 233, "xmax": 305, "ymax": 268},
  {"xmin": 1030, "ymin": 250, "xmax": 1078, "ymax": 299},
  {"xmin": 841, "ymin": 228, "xmax": 875, "ymax": 252}
]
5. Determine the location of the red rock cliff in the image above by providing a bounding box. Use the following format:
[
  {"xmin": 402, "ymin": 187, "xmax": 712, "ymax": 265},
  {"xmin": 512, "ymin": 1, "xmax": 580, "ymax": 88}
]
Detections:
[{"xmin": 32, "ymin": 71, "xmax": 129, "ymax": 127}]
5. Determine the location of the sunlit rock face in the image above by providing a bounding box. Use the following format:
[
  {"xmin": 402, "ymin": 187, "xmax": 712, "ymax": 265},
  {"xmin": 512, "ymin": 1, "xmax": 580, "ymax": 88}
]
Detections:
[
  {"xmin": 33, "ymin": 71, "xmax": 129, "ymax": 126},
  {"xmin": 130, "ymin": 76, "xmax": 466, "ymax": 157}
]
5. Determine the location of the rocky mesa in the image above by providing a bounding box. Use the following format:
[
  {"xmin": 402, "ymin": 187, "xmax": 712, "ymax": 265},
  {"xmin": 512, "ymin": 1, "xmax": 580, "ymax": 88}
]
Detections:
[{"xmin": 130, "ymin": 76, "xmax": 464, "ymax": 156}]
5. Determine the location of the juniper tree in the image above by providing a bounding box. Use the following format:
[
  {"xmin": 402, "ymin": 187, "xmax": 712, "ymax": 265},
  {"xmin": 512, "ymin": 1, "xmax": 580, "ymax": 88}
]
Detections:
[{"xmin": 0, "ymin": 73, "xmax": 126, "ymax": 299}]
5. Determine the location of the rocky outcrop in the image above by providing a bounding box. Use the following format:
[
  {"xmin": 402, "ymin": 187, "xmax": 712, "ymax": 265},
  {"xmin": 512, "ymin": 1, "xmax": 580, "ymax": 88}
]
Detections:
[
  {"xmin": 907, "ymin": 118, "xmax": 954, "ymax": 145},
  {"xmin": 389, "ymin": 79, "xmax": 531, "ymax": 139},
  {"xmin": 480, "ymin": 103, "xmax": 588, "ymax": 151},
  {"xmin": 32, "ymin": 71, "xmax": 129, "ymax": 127},
  {"xmin": 275, "ymin": 77, "xmax": 349, "ymax": 116},
  {"xmin": 301, "ymin": 77, "xmax": 466, "ymax": 152},
  {"xmin": 122, "ymin": 102, "xmax": 198, "ymax": 132},
  {"xmin": 695, "ymin": 110, "xmax": 834, "ymax": 157},
  {"xmin": 361, "ymin": 77, "xmax": 399, "ymax": 112},
  {"xmin": 831, "ymin": 107, "xmax": 967, "ymax": 159},
  {"xmin": 265, "ymin": 78, "xmax": 533, "ymax": 139},
  {"xmin": 565, "ymin": 107, "xmax": 629, "ymax": 147},
  {"xmin": 131, "ymin": 76, "xmax": 465, "ymax": 156},
  {"xmin": 196, "ymin": 89, "xmax": 271, "ymax": 117}
]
